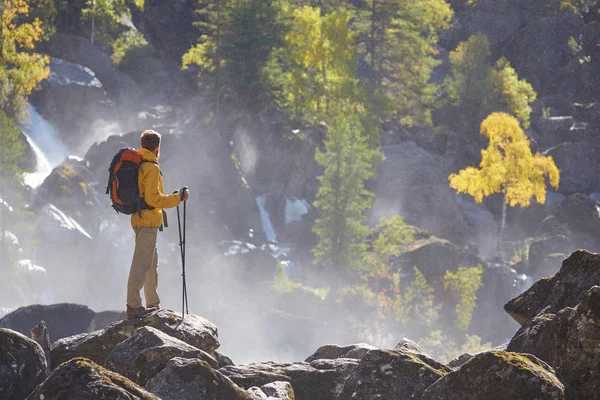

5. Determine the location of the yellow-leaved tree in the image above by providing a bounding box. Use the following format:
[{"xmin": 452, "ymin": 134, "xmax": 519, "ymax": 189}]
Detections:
[
  {"xmin": 1, "ymin": 0, "xmax": 50, "ymax": 119},
  {"xmin": 448, "ymin": 112, "xmax": 560, "ymax": 246}
]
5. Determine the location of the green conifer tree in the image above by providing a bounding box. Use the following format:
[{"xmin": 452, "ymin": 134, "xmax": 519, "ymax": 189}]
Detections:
[{"xmin": 312, "ymin": 108, "xmax": 384, "ymax": 285}]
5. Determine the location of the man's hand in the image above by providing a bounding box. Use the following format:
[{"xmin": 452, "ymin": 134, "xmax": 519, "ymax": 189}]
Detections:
[{"xmin": 179, "ymin": 188, "xmax": 189, "ymax": 201}]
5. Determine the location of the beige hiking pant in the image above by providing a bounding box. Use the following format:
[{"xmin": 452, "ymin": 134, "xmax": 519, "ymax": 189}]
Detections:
[{"xmin": 127, "ymin": 226, "xmax": 160, "ymax": 309}]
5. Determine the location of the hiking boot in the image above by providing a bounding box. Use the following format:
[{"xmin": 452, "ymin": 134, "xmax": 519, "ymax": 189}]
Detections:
[
  {"xmin": 127, "ymin": 306, "xmax": 151, "ymax": 319},
  {"xmin": 147, "ymin": 303, "xmax": 160, "ymax": 310}
]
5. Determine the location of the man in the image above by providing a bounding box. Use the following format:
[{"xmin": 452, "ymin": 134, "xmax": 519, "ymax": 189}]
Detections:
[{"xmin": 127, "ymin": 129, "xmax": 189, "ymax": 318}]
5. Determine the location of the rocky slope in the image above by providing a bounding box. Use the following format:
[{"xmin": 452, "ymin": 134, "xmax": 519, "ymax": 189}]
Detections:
[{"xmin": 1, "ymin": 249, "xmax": 599, "ymax": 399}]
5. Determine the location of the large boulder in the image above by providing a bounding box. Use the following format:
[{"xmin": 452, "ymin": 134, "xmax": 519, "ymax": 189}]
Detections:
[
  {"xmin": 0, "ymin": 303, "xmax": 95, "ymax": 341},
  {"xmin": 28, "ymin": 58, "xmax": 116, "ymax": 155},
  {"xmin": 390, "ymin": 230, "xmax": 482, "ymax": 287},
  {"xmin": 144, "ymin": 357, "xmax": 253, "ymax": 400},
  {"xmin": 304, "ymin": 343, "xmax": 377, "ymax": 363},
  {"xmin": 220, "ymin": 358, "xmax": 360, "ymax": 400},
  {"xmin": 421, "ymin": 351, "xmax": 569, "ymax": 400},
  {"xmin": 336, "ymin": 349, "xmax": 450, "ymax": 400},
  {"xmin": 507, "ymin": 286, "xmax": 600, "ymax": 400},
  {"xmin": 52, "ymin": 309, "xmax": 219, "ymax": 367},
  {"xmin": 26, "ymin": 357, "xmax": 158, "ymax": 400},
  {"xmin": 105, "ymin": 326, "xmax": 217, "ymax": 386},
  {"xmin": 247, "ymin": 381, "xmax": 295, "ymax": 400},
  {"xmin": 504, "ymin": 250, "xmax": 600, "ymax": 324},
  {"xmin": 41, "ymin": 33, "xmax": 143, "ymax": 107},
  {"xmin": 0, "ymin": 328, "xmax": 47, "ymax": 400}
]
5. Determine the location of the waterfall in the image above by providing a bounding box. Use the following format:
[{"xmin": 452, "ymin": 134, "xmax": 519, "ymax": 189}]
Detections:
[
  {"xmin": 256, "ymin": 194, "xmax": 277, "ymax": 242},
  {"xmin": 21, "ymin": 104, "xmax": 69, "ymax": 188},
  {"xmin": 23, "ymin": 133, "xmax": 53, "ymax": 188},
  {"xmin": 285, "ymin": 197, "xmax": 310, "ymax": 224}
]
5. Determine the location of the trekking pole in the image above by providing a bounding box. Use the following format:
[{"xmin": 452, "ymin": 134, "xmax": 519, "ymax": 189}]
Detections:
[{"xmin": 177, "ymin": 186, "xmax": 189, "ymax": 319}]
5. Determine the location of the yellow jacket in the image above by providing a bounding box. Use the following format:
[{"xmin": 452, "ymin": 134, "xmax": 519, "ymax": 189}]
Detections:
[{"xmin": 131, "ymin": 148, "xmax": 181, "ymax": 228}]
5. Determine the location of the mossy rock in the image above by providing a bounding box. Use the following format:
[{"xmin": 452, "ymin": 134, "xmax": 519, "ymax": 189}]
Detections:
[
  {"xmin": 26, "ymin": 357, "xmax": 158, "ymax": 400},
  {"xmin": 0, "ymin": 328, "xmax": 47, "ymax": 400},
  {"xmin": 145, "ymin": 357, "xmax": 252, "ymax": 400},
  {"xmin": 336, "ymin": 349, "xmax": 450, "ymax": 400},
  {"xmin": 421, "ymin": 350, "xmax": 569, "ymax": 400},
  {"xmin": 504, "ymin": 250, "xmax": 600, "ymax": 324}
]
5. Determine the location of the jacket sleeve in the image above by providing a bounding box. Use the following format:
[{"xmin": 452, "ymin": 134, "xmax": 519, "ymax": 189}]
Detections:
[{"xmin": 142, "ymin": 164, "xmax": 181, "ymax": 209}]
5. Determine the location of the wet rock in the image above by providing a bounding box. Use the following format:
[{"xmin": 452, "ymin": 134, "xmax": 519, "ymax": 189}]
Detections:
[
  {"xmin": 106, "ymin": 326, "xmax": 217, "ymax": 386},
  {"xmin": 504, "ymin": 250, "xmax": 600, "ymax": 325},
  {"xmin": 0, "ymin": 328, "xmax": 47, "ymax": 400},
  {"xmin": 248, "ymin": 381, "xmax": 295, "ymax": 400},
  {"xmin": 26, "ymin": 357, "xmax": 157, "ymax": 400},
  {"xmin": 0, "ymin": 303, "xmax": 95, "ymax": 341},
  {"xmin": 52, "ymin": 309, "xmax": 219, "ymax": 367},
  {"xmin": 421, "ymin": 351, "xmax": 569, "ymax": 400},
  {"xmin": 336, "ymin": 349, "xmax": 450, "ymax": 400},
  {"xmin": 144, "ymin": 357, "xmax": 251, "ymax": 400},
  {"xmin": 220, "ymin": 358, "xmax": 359, "ymax": 400},
  {"xmin": 304, "ymin": 343, "xmax": 377, "ymax": 362},
  {"xmin": 507, "ymin": 286, "xmax": 600, "ymax": 399}
]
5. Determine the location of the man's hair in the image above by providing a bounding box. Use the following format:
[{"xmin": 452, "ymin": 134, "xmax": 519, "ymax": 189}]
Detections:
[{"xmin": 140, "ymin": 129, "xmax": 161, "ymax": 152}]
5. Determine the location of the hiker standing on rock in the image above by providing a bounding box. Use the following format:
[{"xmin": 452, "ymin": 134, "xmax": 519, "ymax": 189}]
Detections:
[{"xmin": 127, "ymin": 130, "xmax": 189, "ymax": 318}]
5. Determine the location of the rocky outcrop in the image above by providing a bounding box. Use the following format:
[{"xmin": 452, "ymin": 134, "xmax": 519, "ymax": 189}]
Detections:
[
  {"xmin": 0, "ymin": 303, "xmax": 95, "ymax": 341},
  {"xmin": 421, "ymin": 351, "xmax": 569, "ymax": 400},
  {"xmin": 26, "ymin": 357, "xmax": 158, "ymax": 400},
  {"xmin": 220, "ymin": 358, "xmax": 360, "ymax": 400},
  {"xmin": 28, "ymin": 58, "xmax": 116, "ymax": 154},
  {"xmin": 507, "ymin": 286, "xmax": 600, "ymax": 399},
  {"xmin": 0, "ymin": 328, "xmax": 47, "ymax": 400},
  {"xmin": 547, "ymin": 142, "xmax": 598, "ymax": 195},
  {"xmin": 42, "ymin": 33, "xmax": 143, "ymax": 105},
  {"xmin": 391, "ymin": 230, "xmax": 482, "ymax": 286},
  {"xmin": 106, "ymin": 326, "xmax": 217, "ymax": 386},
  {"xmin": 142, "ymin": 0, "xmax": 199, "ymax": 63},
  {"xmin": 336, "ymin": 349, "xmax": 450, "ymax": 400},
  {"xmin": 52, "ymin": 309, "xmax": 219, "ymax": 367},
  {"xmin": 144, "ymin": 357, "xmax": 253, "ymax": 400},
  {"xmin": 504, "ymin": 250, "xmax": 600, "ymax": 324},
  {"xmin": 304, "ymin": 343, "xmax": 377, "ymax": 362}
]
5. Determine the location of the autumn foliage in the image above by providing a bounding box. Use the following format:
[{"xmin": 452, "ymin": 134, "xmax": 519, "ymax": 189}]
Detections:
[{"xmin": 449, "ymin": 112, "xmax": 560, "ymax": 208}]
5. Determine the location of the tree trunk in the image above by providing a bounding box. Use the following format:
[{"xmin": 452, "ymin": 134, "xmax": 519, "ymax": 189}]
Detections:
[{"xmin": 497, "ymin": 192, "xmax": 507, "ymax": 257}]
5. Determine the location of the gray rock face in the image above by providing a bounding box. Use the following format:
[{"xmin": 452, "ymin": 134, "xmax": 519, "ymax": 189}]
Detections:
[
  {"xmin": 106, "ymin": 326, "xmax": 218, "ymax": 386},
  {"xmin": 0, "ymin": 303, "xmax": 95, "ymax": 341},
  {"xmin": 220, "ymin": 358, "xmax": 360, "ymax": 400},
  {"xmin": 42, "ymin": 33, "xmax": 143, "ymax": 105},
  {"xmin": 336, "ymin": 349, "xmax": 450, "ymax": 400},
  {"xmin": 547, "ymin": 142, "xmax": 598, "ymax": 195},
  {"xmin": 421, "ymin": 351, "xmax": 568, "ymax": 400},
  {"xmin": 504, "ymin": 250, "xmax": 600, "ymax": 325},
  {"xmin": 145, "ymin": 357, "xmax": 251, "ymax": 400},
  {"xmin": 558, "ymin": 193, "xmax": 600, "ymax": 248},
  {"xmin": 527, "ymin": 234, "xmax": 573, "ymax": 279},
  {"xmin": 507, "ymin": 286, "xmax": 600, "ymax": 400},
  {"xmin": 249, "ymin": 381, "xmax": 295, "ymax": 400},
  {"xmin": 0, "ymin": 328, "xmax": 47, "ymax": 400},
  {"xmin": 52, "ymin": 309, "xmax": 219, "ymax": 367},
  {"xmin": 304, "ymin": 343, "xmax": 377, "ymax": 362},
  {"xmin": 143, "ymin": 0, "xmax": 199, "ymax": 63},
  {"xmin": 26, "ymin": 357, "xmax": 158, "ymax": 400}
]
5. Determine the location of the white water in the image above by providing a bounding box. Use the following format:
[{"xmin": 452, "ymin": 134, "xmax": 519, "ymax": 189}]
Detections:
[
  {"xmin": 21, "ymin": 105, "xmax": 69, "ymax": 188},
  {"xmin": 256, "ymin": 194, "xmax": 277, "ymax": 242},
  {"xmin": 23, "ymin": 133, "xmax": 53, "ymax": 188},
  {"xmin": 285, "ymin": 197, "xmax": 310, "ymax": 224}
]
